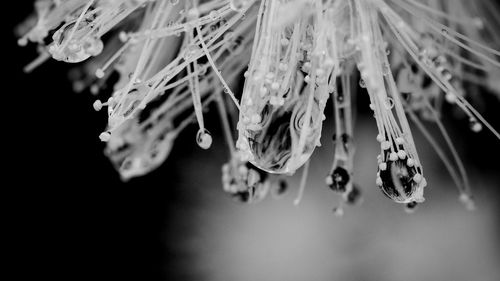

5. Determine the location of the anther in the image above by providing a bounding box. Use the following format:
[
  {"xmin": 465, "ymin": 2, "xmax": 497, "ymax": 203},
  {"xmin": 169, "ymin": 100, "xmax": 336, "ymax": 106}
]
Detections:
[
  {"xmin": 93, "ymin": 100, "xmax": 103, "ymax": 111},
  {"xmin": 99, "ymin": 132, "xmax": 111, "ymax": 142}
]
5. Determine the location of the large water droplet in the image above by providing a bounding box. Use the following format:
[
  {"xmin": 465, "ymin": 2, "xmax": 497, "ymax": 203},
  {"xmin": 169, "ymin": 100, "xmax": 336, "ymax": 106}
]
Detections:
[{"xmin": 196, "ymin": 129, "xmax": 213, "ymax": 149}]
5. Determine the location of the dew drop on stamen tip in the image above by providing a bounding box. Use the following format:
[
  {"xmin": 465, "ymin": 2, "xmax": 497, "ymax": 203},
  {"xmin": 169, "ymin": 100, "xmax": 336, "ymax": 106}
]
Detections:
[
  {"xmin": 196, "ymin": 129, "xmax": 213, "ymax": 149},
  {"xmin": 470, "ymin": 120, "xmax": 483, "ymax": 133}
]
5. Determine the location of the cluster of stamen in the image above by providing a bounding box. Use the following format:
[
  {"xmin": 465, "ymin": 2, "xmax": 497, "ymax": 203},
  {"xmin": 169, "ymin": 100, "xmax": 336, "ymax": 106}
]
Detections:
[{"xmin": 18, "ymin": 0, "xmax": 500, "ymax": 212}]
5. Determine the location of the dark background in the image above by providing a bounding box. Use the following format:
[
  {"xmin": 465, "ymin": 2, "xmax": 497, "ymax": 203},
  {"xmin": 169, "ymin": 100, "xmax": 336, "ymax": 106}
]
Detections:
[
  {"xmin": 5, "ymin": 2, "xmax": 500, "ymax": 281},
  {"xmin": 7, "ymin": 3, "xmax": 184, "ymax": 280}
]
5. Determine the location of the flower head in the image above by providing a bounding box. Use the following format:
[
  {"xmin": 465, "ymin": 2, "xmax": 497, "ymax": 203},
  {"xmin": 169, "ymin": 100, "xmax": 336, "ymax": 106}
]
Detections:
[{"xmin": 18, "ymin": 0, "xmax": 500, "ymax": 212}]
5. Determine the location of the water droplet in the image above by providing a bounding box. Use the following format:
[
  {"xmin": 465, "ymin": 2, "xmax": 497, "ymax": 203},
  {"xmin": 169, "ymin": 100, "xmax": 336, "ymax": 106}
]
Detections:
[
  {"xmin": 470, "ymin": 120, "xmax": 483, "ymax": 133},
  {"xmin": 196, "ymin": 129, "xmax": 212, "ymax": 149},
  {"xmin": 230, "ymin": 0, "xmax": 246, "ymax": 12},
  {"xmin": 327, "ymin": 166, "xmax": 350, "ymax": 193},
  {"xmin": 385, "ymin": 97, "xmax": 394, "ymax": 109},
  {"xmin": 378, "ymin": 160, "xmax": 424, "ymax": 203},
  {"xmin": 405, "ymin": 201, "xmax": 418, "ymax": 213},
  {"xmin": 359, "ymin": 79, "xmax": 366, "ymax": 88},
  {"xmin": 209, "ymin": 10, "xmax": 218, "ymax": 20}
]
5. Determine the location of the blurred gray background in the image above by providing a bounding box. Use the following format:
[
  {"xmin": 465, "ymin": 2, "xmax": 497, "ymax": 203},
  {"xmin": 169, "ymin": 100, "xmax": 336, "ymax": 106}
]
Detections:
[{"xmin": 162, "ymin": 116, "xmax": 500, "ymax": 281}]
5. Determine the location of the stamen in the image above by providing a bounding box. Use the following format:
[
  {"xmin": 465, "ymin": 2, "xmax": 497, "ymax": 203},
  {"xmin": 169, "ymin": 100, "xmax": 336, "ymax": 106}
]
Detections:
[{"xmin": 294, "ymin": 159, "xmax": 310, "ymax": 206}]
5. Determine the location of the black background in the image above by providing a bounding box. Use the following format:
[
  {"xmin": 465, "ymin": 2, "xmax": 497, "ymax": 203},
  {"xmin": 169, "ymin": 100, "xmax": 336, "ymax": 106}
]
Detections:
[{"xmin": 6, "ymin": 3, "xmax": 183, "ymax": 280}]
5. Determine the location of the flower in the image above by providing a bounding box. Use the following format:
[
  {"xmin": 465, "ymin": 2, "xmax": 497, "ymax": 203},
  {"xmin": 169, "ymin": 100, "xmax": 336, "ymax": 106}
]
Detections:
[{"xmin": 18, "ymin": 0, "xmax": 500, "ymax": 212}]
